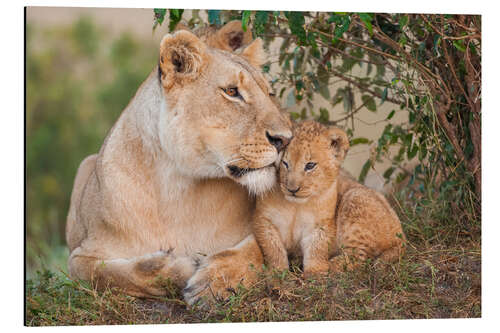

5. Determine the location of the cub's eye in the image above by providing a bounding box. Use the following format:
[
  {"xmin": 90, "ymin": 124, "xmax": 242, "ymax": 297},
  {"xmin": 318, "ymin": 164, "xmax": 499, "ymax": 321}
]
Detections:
[
  {"xmin": 282, "ymin": 160, "xmax": 289, "ymax": 169},
  {"xmin": 269, "ymin": 92, "xmax": 276, "ymax": 97},
  {"xmin": 304, "ymin": 162, "xmax": 317, "ymax": 171},
  {"xmin": 222, "ymin": 87, "xmax": 240, "ymax": 98}
]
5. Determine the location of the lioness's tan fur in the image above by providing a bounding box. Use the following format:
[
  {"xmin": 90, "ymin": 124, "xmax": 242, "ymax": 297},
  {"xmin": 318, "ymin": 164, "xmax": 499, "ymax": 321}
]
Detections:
[
  {"xmin": 66, "ymin": 22, "xmax": 292, "ymax": 304},
  {"xmin": 253, "ymin": 121, "xmax": 406, "ymax": 276}
]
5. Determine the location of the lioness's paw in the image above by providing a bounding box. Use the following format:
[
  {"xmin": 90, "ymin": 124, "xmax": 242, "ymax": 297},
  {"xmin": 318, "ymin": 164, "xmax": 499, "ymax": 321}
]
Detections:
[
  {"xmin": 182, "ymin": 262, "xmax": 233, "ymax": 307},
  {"xmin": 134, "ymin": 250, "xmax": 198, "ymax": 290},
  {"xmin": 183, "ymin": 254, "xmax": 256, "ymax": 307},
  {"xmin": 134, "ymin": 250, "xmax": 173, "ymax": 276}
]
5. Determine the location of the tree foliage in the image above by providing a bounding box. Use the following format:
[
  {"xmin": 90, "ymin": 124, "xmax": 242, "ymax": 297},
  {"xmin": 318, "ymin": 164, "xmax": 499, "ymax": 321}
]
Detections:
[{"xmin": 154, "ymin": 10, "xmax": 481, "ymax": 222}]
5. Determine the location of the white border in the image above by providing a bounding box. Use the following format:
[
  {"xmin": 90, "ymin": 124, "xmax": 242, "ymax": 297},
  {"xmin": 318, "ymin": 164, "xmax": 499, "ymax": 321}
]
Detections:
[{"xmin": 4, "ymin": 0, "xmax": 499, "ymax": 331}]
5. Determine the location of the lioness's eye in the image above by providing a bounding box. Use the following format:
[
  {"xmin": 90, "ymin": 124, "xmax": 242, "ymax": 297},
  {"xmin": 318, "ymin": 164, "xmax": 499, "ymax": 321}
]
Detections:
[
  {"xmin": 269, "ymin": 92, "xmax": 276, "ymax": 97},
  {"xmin": 222, "ymin": 87, "xmax": 240, "ymax": 98},
  {"xmin": 305, "ymin": 162, "xmax": 317, "ymax": 171},
  {"xmin": 282, "ymin": 160, "xmax": 289, "ymax": 169}
]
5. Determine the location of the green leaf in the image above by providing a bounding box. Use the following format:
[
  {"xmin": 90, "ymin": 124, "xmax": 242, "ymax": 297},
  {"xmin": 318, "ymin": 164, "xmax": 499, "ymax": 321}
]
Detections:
[
  {"xmin": 399, "ymin": 33, "xmax": 408, "ymax": 46},
  {"xmin": 383, "ymin": 167, "xmax": 395, "ymax": 179},
  {"xmin": 381, "ymin": 87, "xmax": 388, "ymax": 105},
  {"xmin": 153, "ymin": 8, "xmax": 167, "ymax": 28},
  {"xmin": 318, "ymin": 108, "xmax": 330, "ymax": 123},
  {"xmin": 254, "ymin": 11, "xmax": 269, "ymax": 35},
  {"xmin": 359, "ymin": 160, "xmax": 372, "ymax": 183},
  {"xmin": 399, "ymin": 14, "xmax": 409, "ymax": 29},
  {"xmin": 341, "ymin": 87, "xmax": 354, "ymax": 113},
  {"xmin": 241, "ymin": 10, "xmax": 251, "ymax": 32},
  {"xmin": 350, "ymin": 137, "xmax": 370, "ymax": 146},
  {"xmin": 295, "ymin": 80, "xmax": 304, "ymax": 92},
  {"xmin": 409, "ymin": 111, "xmax": 416, "ymax": 123},
  {"xmin": 279, "ymin": 87, "xmax": 286, "ymax": 98},
  {"xmin": 387, "ymin": 110, "xmax": 396, "ymax": 120},
  {"xmin": 208, "ymin": 10, "xmax": 221, "ymax": 25},
  {"xmin": 362, "ymin": 95, "xmax": 377, "ymax": 112},
  {"xmin": 418, "ymin": 144, "xmax": 428, "ymax": 161},
  {"xmin": 286, "ymin": 11, "xmax": 306, "ymax": 44},
  {"xmin": 366, "ymin": 63, "xmax": 373, "ymax": 76},
  {"xmin": 358, "ymin": 13, "xmax": 373, "ymax": 35},
  {"xmin": 329, "ymin": 14, "xmax": 351, "ymax": 43},
  {"xmin": 262, "ymin": 63, "xmax": 270, "ymax": 73},
  {"xmin": 318, "ymin": 85, "xmax": 330, "ymax": 101},
  {"xmin": 376, "ymin": 63, "xmax": 385, "ymax": 78},
  {"xmin": 407, "ymin": 144, "xmax": 418, "ymax": 159},
  {"xmin": 453, "ymin": 40, "xmax": 466, "ymax": 52},
  {"xmin": 168, "ymin": 9, "xmax": 184, "ymax": 32},
  {"xmin": 403, "ymin": 133, "xmax": 413, "ymax": 146}
]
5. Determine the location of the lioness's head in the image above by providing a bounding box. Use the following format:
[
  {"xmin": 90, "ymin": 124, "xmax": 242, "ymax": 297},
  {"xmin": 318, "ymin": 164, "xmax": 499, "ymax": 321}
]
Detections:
[
  {"xmin": 279, "ymin": 121, "xmax": 349, "ymax": 203},
  {"xmin": 157, "ymin": 30, "xmax": 292, "ymax": 195}
]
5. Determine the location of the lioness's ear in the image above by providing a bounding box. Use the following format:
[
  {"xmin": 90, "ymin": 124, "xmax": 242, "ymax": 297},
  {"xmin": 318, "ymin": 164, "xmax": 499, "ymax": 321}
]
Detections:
[
  {"xmin": 326, "ymin": 127, "xmax": 350, "ymax": 161},
  {"xmin": 159, "ymin": 30, "xmax": 207, "ymax": 89},
  {"xmin": 240, "ymin": 38, "xmax": 265, "ymax": 68},
  {"xmin": 173, "ymin": 22, "xmax": 191, "ymax": 32},
  {"xmin": 212, "ymin": 20, "xmax": 253, "ymax": 51}
]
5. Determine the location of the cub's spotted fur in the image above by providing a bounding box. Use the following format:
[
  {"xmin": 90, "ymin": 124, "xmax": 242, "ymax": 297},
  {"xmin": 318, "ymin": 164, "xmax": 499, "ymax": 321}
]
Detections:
[{"xmin": 252, "ymin": 120, "xmax": 406, "ymax": 276}]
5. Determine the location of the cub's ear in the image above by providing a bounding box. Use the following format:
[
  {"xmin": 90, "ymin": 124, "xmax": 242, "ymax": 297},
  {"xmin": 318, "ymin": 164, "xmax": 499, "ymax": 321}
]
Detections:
[
  {"xmin": 240, "ymin": 38, "xmax": 265, "ymax": 68},
  {"xmin": 212, "ymin": 20, "xmax": 253, "ymax": 51},
  {"xmin": 159, "ymin": 30, "xmax": 207, "ymax": 89},
  {"xmin": 326, "ymin": 127, "xmax": 350, "ymax": 161}
]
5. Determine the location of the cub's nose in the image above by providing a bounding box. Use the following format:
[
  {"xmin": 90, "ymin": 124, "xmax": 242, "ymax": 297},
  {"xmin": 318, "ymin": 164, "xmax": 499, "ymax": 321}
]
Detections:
[
  {"xmin": 266, "ymin": 131, "xmax": 291, "ymax": 153},
  {"xmin": 287, "ymin": 186, "xmax": 301, "ymax": 194}
]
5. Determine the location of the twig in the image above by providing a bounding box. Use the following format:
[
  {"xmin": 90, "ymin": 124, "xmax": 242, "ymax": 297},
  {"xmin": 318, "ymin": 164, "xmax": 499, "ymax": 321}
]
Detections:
[
  {"xmin": 326, "ymin": 100, "xmax": 368, "ymax": 125},
  {"xmin": 308, "ymin": 27, "xmax": 400, "ymax": 61}
]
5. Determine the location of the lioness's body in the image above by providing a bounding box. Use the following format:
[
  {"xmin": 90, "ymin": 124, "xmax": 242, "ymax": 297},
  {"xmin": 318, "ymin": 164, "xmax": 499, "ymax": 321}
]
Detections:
[
  {"xmin": 253, "ymin": 121, "xmax": 405, "ymax": 275},
  {"xmin": 66, "ymin": 26, "xmax": 292, "ymax": 303}
]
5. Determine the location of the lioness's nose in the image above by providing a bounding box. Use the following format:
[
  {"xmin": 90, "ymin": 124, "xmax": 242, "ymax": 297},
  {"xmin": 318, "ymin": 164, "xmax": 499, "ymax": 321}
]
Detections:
[{"xmin": 266, "ymin": 131, "xmax": 291, "ymax": 153}]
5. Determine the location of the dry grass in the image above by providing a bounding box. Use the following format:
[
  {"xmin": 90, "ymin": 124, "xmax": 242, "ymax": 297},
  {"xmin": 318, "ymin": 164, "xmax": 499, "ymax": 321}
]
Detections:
[{"xmin": 25, "ymin": 191, "xmax": 481, "ymax": 325}]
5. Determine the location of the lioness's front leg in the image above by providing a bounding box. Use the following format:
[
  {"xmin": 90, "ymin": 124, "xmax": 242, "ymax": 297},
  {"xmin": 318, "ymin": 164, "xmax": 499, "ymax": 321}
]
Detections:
[
  {"xmin": 68, "ymin": 247, "xmax": 198, "ymax": 297},
  {"xmin": 183, "ymin": 234, "xmax": 263, "ymax": 306}
]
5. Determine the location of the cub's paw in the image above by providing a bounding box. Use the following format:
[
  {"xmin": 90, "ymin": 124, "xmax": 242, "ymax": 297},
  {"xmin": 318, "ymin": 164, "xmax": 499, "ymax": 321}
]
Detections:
[{"xmin": 303, "ymin": 260, "xmax": 330, "ymax": 278}]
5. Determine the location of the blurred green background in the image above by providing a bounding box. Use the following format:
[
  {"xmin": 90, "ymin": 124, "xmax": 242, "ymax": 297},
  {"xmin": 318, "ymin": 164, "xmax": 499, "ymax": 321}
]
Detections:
[{"xmin": 26, "ymin": 14, "xmax": 159, "ymax": 276}]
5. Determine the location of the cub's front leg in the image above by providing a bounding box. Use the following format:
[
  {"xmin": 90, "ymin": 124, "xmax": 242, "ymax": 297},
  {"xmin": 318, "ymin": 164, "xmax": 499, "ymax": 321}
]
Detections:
[
  {"xmin": 301, "ymin": 223, "xmax": 330, "ymax": 277},
  {"xmin": 252, "ymin": 214, "xmax": 289, "ymax": 271}
]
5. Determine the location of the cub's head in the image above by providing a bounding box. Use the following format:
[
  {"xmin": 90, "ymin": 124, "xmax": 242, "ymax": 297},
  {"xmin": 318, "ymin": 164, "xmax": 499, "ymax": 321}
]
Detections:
[
  {"xmin": 157, "ymin": 30, "xmax": 292, "ymax": 195},
  {"xmin": 279, "ymin": 121, "xmax": 349, "ymax": 203}
]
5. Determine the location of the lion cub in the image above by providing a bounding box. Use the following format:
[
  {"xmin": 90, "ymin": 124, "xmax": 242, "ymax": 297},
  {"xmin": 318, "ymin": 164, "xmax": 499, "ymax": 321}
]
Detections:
[{"xmin": 252, "ymin": 120, "xmax": 406, "ymax": 276}]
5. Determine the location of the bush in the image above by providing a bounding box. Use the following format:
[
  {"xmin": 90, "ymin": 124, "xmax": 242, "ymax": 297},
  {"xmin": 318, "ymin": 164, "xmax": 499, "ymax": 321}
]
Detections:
[{"xmin": 154, "ymin": 10, "xmax": 481, "ymax": 227}]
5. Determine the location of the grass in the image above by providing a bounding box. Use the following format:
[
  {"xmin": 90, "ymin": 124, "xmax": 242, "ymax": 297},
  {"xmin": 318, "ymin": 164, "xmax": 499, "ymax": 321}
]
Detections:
[{"xmin": 25, "ymin": 190, "xmax": 481, "ymax": 325}]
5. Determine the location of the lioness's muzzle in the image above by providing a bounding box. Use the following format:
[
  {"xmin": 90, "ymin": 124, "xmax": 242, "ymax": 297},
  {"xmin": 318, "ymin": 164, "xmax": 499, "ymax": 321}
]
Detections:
[{"xmin": 227, "ymin": 164, "xmax": 273, "ymax": 178}]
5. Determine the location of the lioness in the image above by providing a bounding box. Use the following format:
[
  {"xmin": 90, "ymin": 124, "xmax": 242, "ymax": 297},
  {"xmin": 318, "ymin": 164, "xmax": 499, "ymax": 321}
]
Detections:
[
  {"xmin": 65, "ymin": 23, "xmax": 292, "ymax": 305},
  {"xmin": 253, "ymin": 121, "xmax": 406, "ymax": 276}
]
